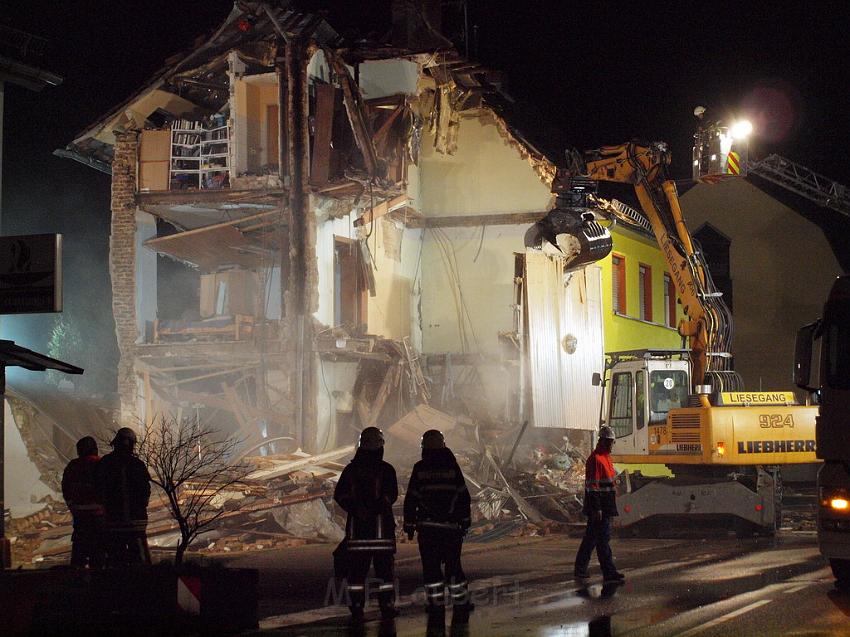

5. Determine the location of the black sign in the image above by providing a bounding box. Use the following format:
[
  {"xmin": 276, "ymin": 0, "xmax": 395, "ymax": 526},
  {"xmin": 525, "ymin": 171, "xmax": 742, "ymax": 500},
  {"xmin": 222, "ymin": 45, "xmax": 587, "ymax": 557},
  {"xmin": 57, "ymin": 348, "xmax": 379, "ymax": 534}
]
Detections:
[{"xmin": 0, "ymin": 234, "xmax": 62, "ymax": 314}]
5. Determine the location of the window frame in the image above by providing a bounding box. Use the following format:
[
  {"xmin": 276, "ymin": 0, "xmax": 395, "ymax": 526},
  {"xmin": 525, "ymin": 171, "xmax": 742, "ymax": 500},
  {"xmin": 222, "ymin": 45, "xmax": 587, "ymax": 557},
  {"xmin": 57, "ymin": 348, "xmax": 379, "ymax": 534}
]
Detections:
[
  {"xmin": 639, "ymin": 263, "xmax": 652, "ymax": 322},
  {"xmin": 608, "ymin": 371, "xmax": 634, "ymax": 438},
  {"xmin": 612, "ymin": 253, "xmax": 626, "ymax": 315}
]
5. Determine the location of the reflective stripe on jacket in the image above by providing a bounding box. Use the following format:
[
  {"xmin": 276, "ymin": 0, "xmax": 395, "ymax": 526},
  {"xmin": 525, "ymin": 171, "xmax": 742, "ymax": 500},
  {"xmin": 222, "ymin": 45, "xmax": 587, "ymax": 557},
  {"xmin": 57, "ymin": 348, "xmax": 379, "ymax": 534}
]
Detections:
[
  {"xmin": 582, "ymin": 448, "xmax": 618, "ymax": 517},
  {"xmin": 403, "ymin": 447, "xmax": 471, "ymax": 532},
  {"xmin": 334, "ymin": 448, "xmax": 398, "ymax": 553}
]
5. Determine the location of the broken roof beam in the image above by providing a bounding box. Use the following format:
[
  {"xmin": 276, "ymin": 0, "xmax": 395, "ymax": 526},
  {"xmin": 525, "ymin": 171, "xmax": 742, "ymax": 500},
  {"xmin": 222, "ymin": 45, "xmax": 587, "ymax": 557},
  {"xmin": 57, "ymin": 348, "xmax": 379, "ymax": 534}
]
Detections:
[
  {"xmin": 405, "ymin": 210, "xmax": 547, "ymax": 229},
  {"xmin": 327, "ymin": 51, "xmax": 380, "ymax": 180},
  {"xmin": 353, "ymin": 194, "xmax": 410, "ymax": 227},
  {"xmin": 144, "ymin": 210, "xmax": 283, "ymax": 270}
]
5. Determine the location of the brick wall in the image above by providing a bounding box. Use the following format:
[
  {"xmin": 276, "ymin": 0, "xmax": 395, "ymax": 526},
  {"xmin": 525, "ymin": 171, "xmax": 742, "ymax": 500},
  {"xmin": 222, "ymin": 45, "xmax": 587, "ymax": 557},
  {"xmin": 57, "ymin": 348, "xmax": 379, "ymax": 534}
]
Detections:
[{"xmin": 110, "ymin": 132, "xmax": 139, "ymax": 425}]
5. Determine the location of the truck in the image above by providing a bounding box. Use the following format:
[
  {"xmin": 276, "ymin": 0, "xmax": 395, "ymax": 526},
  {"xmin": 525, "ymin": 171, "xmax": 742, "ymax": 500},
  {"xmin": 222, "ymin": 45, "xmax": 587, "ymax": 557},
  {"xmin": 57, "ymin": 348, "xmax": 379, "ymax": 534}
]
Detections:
[
  {"xmin": 795, "ymin": 274, "xmax": 850, "ymax": 587},
  {"xmin": 527, "ymin": 128, "xmax": 818, "ymax": 534}
]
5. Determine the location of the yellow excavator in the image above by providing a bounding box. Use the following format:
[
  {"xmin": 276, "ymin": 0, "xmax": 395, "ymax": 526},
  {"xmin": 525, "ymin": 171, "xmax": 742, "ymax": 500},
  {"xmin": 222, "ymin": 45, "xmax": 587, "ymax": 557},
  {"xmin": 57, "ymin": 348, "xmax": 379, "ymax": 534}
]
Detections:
[{"xmin": 527, "ymin": 125, "xmax": 818, "ymax": 534}]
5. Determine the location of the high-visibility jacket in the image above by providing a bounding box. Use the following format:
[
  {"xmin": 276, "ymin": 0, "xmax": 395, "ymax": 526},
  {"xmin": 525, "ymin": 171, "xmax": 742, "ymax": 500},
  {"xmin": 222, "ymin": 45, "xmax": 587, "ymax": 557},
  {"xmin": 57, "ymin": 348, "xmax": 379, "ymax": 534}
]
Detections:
[
  {"xmin": 403, "ymin": 447, "xmax": 471, "ymax": 532},
  {"xmin": 582, "ymin": 447, "xmax": 618, "ymax": 517},
  {"xmin": 334, "ymin": 448, "xmax": 398, "ymax": 553}
]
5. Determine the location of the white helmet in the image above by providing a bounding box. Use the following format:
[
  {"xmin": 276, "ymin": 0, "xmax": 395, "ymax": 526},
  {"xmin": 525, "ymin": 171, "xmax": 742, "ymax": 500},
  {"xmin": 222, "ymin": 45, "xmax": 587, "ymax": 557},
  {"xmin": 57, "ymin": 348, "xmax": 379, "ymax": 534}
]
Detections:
[{"xmin": 598, "ymin": 425, "xmax": 616, "ymax": 440}]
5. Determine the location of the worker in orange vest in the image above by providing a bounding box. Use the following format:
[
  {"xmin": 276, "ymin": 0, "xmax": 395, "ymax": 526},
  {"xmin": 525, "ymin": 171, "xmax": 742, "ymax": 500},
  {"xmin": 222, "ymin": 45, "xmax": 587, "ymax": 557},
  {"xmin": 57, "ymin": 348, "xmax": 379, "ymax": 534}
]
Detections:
[{"xmin": 574, "ymin": 425, "xmax": 625, "ymax": 582}]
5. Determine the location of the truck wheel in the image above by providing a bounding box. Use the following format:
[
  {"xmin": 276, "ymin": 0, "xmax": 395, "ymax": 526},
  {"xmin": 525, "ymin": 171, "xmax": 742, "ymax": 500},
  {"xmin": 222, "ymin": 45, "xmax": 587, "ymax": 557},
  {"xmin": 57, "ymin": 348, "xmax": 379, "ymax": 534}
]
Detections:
[{"xmin": 830, "ymin": 559, "xmax": 850, "ymax": 591}]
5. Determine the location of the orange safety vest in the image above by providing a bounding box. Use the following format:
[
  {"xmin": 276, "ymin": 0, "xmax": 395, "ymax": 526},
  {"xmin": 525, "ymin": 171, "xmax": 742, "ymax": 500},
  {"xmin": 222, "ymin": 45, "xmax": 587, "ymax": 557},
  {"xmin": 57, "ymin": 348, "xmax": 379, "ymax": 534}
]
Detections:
[{"xmin": 582, "ymin": 448, "xmax": 618, "ymax": 516}]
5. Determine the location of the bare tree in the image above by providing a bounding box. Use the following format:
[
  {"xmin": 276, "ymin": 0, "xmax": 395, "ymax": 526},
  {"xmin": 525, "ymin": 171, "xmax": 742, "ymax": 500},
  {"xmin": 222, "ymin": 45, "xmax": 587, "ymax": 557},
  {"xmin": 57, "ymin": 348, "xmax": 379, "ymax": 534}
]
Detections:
[{"xmin": 137, "ymin": 415, "xmax": 251, "ymax": 565}]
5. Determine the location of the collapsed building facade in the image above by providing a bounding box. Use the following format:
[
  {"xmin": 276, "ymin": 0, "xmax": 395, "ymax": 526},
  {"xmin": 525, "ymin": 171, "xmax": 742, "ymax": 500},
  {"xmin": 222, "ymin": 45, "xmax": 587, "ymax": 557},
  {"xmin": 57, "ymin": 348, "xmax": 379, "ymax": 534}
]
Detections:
[{"xmin": 59, "ymin": 1, "xmax": 683, "ymax": 459}]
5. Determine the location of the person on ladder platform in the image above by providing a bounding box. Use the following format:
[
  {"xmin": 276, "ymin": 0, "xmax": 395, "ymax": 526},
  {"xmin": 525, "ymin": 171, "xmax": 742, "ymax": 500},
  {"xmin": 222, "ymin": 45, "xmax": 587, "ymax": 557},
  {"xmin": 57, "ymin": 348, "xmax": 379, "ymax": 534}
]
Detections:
[
  {"xmin": 334, "ymin": 427, "xmax": 399, "ymax": 621},
  {"xmin": 404, "ymin": 429, "xmax": 474, "ymax": 613},
  {"xmin": 574, "ymin": 425, "xmax": 625, "ymax": 583}
]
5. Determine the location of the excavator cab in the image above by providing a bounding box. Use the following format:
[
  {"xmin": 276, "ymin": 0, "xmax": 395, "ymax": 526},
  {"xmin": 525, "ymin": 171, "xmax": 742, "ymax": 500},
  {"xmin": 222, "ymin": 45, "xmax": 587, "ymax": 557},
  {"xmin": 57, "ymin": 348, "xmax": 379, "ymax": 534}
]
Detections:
[{"xmin": 598, "ymin": 349, "xmax": 692, "ymax": 457}]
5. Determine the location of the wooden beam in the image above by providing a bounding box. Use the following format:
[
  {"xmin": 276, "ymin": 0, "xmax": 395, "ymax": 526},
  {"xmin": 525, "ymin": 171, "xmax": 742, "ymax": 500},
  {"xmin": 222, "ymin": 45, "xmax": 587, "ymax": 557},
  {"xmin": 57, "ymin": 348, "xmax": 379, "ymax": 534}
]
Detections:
[
  {"xmin": 329, "ymin": 53, "xmax": 379, "ymax": 178},
  {"xmin": 366, "ymin": 364, "xmax": 400, "ymax": 427},
  {"xmin": 144, "ymin": 210, "xmax": 282, "ymax": 245},
  {"xmin": 405, "ymin": 211, "xmax": 547, "ymax": 229},
  {"xmin": 309, "ymin": 83, "xmax": 336, "ymax": 186},
  {"xmin": 245, "ymin": 445, "xmax": 356, "ymax": 481},
  {"xmin": 353, "ymin": 194, "xmax": 410, "ymax": 227}
]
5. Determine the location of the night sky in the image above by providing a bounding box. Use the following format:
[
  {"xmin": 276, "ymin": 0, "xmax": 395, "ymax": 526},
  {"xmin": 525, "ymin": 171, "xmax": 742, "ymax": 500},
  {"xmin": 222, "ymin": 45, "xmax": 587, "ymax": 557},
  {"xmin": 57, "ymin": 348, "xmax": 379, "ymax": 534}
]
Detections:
[{"xmin": 3, "ymin": 0, "xmax": 849, "ymax": 390}]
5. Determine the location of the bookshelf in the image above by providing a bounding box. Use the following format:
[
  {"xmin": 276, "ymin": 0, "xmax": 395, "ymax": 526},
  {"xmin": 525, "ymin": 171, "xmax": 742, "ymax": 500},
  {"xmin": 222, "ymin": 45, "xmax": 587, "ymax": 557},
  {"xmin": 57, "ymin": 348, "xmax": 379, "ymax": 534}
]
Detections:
[{"xmin": 169, "ymin": 120, "xmax": 230, "ymax": 190}]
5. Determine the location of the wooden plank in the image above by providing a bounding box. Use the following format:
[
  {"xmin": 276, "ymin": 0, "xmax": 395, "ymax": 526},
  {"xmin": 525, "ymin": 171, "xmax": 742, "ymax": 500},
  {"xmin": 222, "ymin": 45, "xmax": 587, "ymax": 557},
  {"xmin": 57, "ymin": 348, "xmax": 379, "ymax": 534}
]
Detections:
[
  {"xmin": 329, "ymin": 54, "xmax": 379, "ymax": 178},
  {"xmin": 144, "ymin": 210, "xmax": 280, "ymax": 243},
  {"xmin": 310, "ymin": 84, "xmax": 336, "ymax": 186},
  {"xmin": 405, "ymin": 211, "xmax": 548, "ymax": 229},
  {"xmin": 366, "ymin": 364, "xmax": 400, "ymax": 427},
  {"xmin": 244, "ymin": 445, "xmax": 356, "ymax": 481},
  {"xmin": 354, "ymin": 194, "xmax": 410, "ymax": 227}
]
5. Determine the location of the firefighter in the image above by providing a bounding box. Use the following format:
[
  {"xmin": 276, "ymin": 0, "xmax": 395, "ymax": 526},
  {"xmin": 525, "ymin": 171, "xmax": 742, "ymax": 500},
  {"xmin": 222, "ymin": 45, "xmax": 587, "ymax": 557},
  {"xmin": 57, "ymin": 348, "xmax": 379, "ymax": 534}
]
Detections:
[
  {"xmin": 95, "ymin": 427, "xmax": 152, "ymax": 566},
  {"xmin": 61, "ymin": 436, "xmax": 105, "ymax": 568},
  {"xmin": 573, "ymin": 425, "xmax": 625, "ymax": 582},
  {"xmin": 334, "ymin": 427, "xmax": 399, "ymax": 620},
  {"xmin": 403, "ymin": 429, "xmax": 473, "ymax": 612}
]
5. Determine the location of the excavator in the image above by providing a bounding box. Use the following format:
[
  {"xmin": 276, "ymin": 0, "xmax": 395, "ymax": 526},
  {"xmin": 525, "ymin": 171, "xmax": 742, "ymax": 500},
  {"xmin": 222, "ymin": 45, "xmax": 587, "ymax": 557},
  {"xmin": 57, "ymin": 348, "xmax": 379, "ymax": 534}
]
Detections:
[{"xmin": 526, "ymin": 121, "xmax": 818, "ymax": 535}]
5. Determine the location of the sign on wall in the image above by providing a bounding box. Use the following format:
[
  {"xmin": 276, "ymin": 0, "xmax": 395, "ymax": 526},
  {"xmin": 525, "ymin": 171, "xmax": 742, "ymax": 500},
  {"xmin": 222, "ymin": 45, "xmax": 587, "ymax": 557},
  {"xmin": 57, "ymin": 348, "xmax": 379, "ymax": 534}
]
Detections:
[{"xmin": 0, "ymin": 234, "xmax": 62, "ymax": 314}]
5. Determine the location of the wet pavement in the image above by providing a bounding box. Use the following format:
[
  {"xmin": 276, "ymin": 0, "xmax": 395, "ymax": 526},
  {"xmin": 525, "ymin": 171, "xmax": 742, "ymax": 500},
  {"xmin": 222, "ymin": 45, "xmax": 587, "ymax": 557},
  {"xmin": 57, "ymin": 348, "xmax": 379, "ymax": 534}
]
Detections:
[{"xmin": 236, "ymin": 531, "xmax": 850, "ymax": 636}]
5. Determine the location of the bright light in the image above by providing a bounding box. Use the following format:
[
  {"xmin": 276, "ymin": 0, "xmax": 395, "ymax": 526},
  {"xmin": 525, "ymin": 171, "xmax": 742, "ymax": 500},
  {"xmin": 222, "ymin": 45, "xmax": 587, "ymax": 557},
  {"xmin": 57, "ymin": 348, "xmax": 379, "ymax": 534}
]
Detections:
[
  {"xmin": 831, "ymin": 498, "xmax": 850, "ymax": 511},
  {"xmin": 716, "ymin": 442, "xmax": 726, "ymax": 456},
  {"xmin": 730, "ymin": 120, "xmax": 753, "ymax": 139}
]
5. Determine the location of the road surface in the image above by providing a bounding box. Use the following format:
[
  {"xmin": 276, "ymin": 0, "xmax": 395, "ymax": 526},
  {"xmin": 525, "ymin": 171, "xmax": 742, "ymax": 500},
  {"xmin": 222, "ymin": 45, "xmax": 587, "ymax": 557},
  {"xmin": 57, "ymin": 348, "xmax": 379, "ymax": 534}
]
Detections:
[{"xmin": 226, "ymin": 527, "xmax": 850, "ymax": 636}]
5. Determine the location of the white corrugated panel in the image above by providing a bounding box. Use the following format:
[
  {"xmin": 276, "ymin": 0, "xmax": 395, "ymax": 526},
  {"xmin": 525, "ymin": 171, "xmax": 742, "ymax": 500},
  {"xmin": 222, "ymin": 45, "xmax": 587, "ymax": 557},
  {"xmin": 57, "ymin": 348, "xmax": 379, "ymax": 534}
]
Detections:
[{"xmin": 525, "ymin": 251, "xmax": 603, "ymax": 430}]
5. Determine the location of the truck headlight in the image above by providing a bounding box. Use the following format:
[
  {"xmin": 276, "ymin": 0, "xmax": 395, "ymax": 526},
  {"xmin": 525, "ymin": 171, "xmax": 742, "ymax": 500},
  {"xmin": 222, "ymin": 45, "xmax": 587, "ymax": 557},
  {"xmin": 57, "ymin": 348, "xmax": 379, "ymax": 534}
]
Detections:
[
  {"xmin": 831, "ymin": 498, "xmax": 850, "ymax": 511},
  {"xmin": 820, "ymin": 488, "xmax": 850, "ymax": 511}
]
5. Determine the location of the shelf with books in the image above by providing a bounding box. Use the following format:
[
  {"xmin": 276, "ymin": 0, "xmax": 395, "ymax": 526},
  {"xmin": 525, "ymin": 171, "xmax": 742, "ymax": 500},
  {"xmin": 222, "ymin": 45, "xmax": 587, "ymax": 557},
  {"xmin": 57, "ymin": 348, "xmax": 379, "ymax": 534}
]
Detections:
[{"xmin": 169, "ymin": 122, "xmax": 230, "ymax": 190}]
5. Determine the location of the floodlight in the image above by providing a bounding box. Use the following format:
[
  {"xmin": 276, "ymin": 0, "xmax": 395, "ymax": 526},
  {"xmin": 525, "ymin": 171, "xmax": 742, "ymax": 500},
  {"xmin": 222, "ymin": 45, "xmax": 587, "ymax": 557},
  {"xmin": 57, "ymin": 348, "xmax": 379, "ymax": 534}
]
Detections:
[{"xmin": 730, "ymin": 120, "xmax": 753, "ymax": 139}]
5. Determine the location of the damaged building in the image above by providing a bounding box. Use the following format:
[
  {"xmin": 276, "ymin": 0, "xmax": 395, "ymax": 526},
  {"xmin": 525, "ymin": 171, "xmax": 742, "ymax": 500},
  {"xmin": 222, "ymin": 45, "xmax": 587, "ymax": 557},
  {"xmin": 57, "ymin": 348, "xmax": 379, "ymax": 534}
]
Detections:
[{"xmin": 56, "ymin": 1, "xmax": 686, "ymax": 459}]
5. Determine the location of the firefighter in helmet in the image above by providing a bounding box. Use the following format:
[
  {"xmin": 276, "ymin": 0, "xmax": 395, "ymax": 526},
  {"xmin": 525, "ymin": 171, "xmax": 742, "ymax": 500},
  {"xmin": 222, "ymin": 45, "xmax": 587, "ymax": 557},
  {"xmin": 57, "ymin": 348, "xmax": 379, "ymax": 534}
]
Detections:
[
  {"xmin": 404, "ymin": 429, "xmax": 473, "ymax": 612},
  {"xmin": 333, "ymin": 427, "xmax": 399, "ymax": 620},
  {"xmin": 95, "ymin": 427, "xmax": 152, "ymax": 565}
]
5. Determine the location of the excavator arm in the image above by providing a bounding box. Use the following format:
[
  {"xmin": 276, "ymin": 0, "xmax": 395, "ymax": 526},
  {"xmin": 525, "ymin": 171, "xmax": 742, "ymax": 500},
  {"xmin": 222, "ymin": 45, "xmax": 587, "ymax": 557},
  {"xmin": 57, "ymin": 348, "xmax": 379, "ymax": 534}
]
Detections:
[{"xmin": 553, "ymin": 141, "xmax": 741, "ymax": 391}]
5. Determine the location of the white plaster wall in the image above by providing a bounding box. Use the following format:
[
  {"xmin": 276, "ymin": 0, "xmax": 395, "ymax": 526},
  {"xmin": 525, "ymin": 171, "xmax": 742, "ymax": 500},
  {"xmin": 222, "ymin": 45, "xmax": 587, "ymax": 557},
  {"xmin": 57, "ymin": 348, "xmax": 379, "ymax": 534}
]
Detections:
[
  {"xmin": 416, "ymin": 111, "xmax": 551, "ymax": 215},
  {"xmin": 421, "ymin": 224, "xmax": 524, "ymax": 357},
  {"xmin": 681, "ymin": 178, "xmax": 843, "ymax": 391},
  {"xmin": 413, "ymin": 110, "xmax": 556, "ymax": 415},
  {"xmin": 358, "ymin": 59, "xmax": 419, "ymax": 99},
  {"xmin": 312, "ymin": 197, "xmax": 423, "ymax": 445},
  {"xmin": 314, "ymin": 211, "xmax": 357, "ymax": 327},
  {"xmin": 314, "ymin": 359, "xmax": 359, "ymax": 453},
  {"xmin": 4, "ymin": 399, "xmax": 55, "ymax": 517},
  {"xmin": 135, "ymin": 211, "xmax": 157, "ymax": 343},
  {"xmin": 366, "ymin": 218, "xmax": 423, "ymax": 343},
  {"xmin": 259, "ymin": 265, "xmax": 281, "ymax": 320}
]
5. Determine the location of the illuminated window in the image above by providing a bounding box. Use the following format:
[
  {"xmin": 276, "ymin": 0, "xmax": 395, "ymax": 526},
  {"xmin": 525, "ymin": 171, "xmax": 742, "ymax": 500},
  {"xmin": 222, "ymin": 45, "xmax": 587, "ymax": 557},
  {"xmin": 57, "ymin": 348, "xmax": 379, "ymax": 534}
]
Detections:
[
  {"xmin": 639, "ymin": 264, "xmax": 652, "ymax": 322},
  {"xmin": 664, "ymin": 273, "xmax": 676, "ymax": 328},
  {"xmin": 612, "ymin": 254, "xmax": 626, "ymax": 314}
]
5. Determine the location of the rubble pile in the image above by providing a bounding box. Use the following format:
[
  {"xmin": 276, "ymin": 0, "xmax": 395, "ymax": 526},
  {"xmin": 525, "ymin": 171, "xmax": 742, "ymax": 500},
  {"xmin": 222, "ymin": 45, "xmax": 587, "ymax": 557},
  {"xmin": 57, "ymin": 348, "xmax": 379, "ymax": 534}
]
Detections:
[
  {"xmin": 7, "ymin": 450, "xmax": 352, "ymax": 565},
  {"xmin": 7, "ymin": 416, "xmax": 592, "ymax": 566}
]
